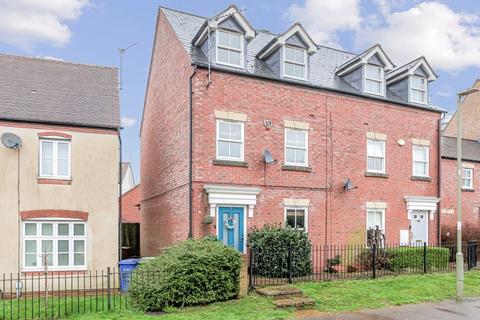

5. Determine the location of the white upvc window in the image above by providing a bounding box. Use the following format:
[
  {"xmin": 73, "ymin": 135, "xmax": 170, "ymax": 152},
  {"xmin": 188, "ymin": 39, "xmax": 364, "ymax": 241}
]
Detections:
[
  {"xmin": 283, "ymin": 46, "xmax": 307, "ymax": 80},
  {"xmin": 285, "ymin": 207, "xmax": 308, "ymax": 231},
  {"xmin": 364, "ymin": 64, "xmax": 384, "ymax": 96},
  {"xmin": 462, "ymin": 168, "xmax": 474, "ymax": 189},
  {"xmin": 285, "ymin": 128, "xmax": 308, "ymax": 167},
  {"xmin": 23, "ymin": 221, "xmax": 87, "ymax": 271},
  {"xmin": 412, "ymin": 145, "xmax": 429, "ymax": 177},
  {"xmin": 367, "ymin": 139, "xmax": 386, "ymax": 173},
  {"xmin": 216, "ymin": 29, "xmax": 243, "ymax": 68},
  {"xmin": 410, "ymin": 76, "xmax": 427, "ymax": 104},
  {"xmin": 216, "ymin": 120, "xmax": 244, "ymax": 161},
  {"xmin": 39, "ymin": 139, "xmax": 70, "ymax": 178},
  {"xmin": 367, "ymin": 209, "xmax": 385, "ymax": 232}
]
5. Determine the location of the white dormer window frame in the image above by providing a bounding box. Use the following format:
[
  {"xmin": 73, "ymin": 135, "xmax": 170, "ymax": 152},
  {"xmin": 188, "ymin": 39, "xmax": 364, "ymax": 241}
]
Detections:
[
  {"xmin": 282, "ymin": 45, "xmax": 307, "ymax": 81},
  {"xmin": 216, "ymin": 29, "xmax": 244, "ymax": 68},
  {"xmin": 410, "ymin": 75, "xmax": 428, "ymax": 104},
  {"xmin": 364, "ymin": 64, "xmax": 385, "ymax": 96}
]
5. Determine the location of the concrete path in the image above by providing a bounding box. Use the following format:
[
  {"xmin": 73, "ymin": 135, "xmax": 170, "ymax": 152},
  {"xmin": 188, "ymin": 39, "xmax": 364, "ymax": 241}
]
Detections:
[{"xmin": 297, "ymin": 298, "xmax": 480, "ymax": 320}]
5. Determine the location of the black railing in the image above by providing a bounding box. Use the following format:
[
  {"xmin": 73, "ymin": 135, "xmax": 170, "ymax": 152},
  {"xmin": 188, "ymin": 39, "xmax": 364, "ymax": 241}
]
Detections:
[{"xmin": 249, "ymin": 241, "xmax": 478, "ymax": 287}]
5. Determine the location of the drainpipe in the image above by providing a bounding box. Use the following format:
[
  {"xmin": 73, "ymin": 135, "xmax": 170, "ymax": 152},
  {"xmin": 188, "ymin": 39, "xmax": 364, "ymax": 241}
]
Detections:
[
  {"xmin": 437, "ymin": 113, "xmax": 445, "ymax": 245},
  {"xmin": 188, "ymin": 66, "xmax": 197, "ymax": 239},
  {"xmin": 118, "ymin": 128, "xmax": 123, "ymax": 261}
]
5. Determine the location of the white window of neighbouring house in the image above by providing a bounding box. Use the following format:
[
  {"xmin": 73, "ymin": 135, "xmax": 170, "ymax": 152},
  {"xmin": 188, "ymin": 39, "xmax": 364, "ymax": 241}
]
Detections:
[
  {"xmin": 410, "ymin": 76, "xmax": 427, "ymax": 104},
  {"xmin": 367, "ymin": 209, "xmax": 385, "ymax": 231},
  {"xmin": 412, "ymin": 145, "xmax": 429, "ymax": 177},
  {"xmin": 285, "ymin": 128, "xmax": 308, "ymax": 166},
  {"xmin": 216, "ymin": 30, "xmax": 243, "ymax": 68},
  {"xmin": 216, "ymin": 120, "xmax": 244, "ymax": 161},
  {"xmin": 283, "ymin": 46, "xmax": 307, "ymax": 80},
  {"xmin": 23, "ymin": 221, "xmax": 86, "ymax": 270},
  {"xmin": 364, "ymin": 64, "xmax": 384, "ymax": 95},
  {"xmin": 39, "ymin": 139, "xmax": 70, "ymax": 178},
  {"xmin": 285, "ymin": 207, "xmax": 307, "ymax": 231},
  {"xmin": 367, "ymin": 139, "xmax": 385, "ymax": 173},
  {"xmin": 462, "ymin": 168, "xmax": 474, "ymax": 189}
]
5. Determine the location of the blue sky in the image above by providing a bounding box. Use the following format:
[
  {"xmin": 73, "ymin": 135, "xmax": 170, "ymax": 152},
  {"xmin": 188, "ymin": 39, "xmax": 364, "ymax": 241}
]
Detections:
[{"xmin": 0, "ymin": 0, "xmax": 479, "ymax": 181}]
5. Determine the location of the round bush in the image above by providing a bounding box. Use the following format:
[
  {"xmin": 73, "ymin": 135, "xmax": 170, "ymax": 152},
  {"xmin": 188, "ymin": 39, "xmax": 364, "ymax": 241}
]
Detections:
[
  {"xmin": 128, "ymin": 238, "xmax": 242, "ymax": 311},
  {"xmin": 248, "ymin": 224, "xmax": 312, "ymax": 277}
]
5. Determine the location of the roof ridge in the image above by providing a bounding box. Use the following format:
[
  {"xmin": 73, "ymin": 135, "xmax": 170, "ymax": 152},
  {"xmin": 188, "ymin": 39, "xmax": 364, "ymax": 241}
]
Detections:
[
  {"xmin": 317, "ymin": 45, "xmax": 356, "ymax": 56},
  {"xmin": 0, "ymin": 53, "xmax": 117, "ymax": 70},
  {"xmin": 159, "ymin": 5, "xmax": 207, "ymax": 20}
]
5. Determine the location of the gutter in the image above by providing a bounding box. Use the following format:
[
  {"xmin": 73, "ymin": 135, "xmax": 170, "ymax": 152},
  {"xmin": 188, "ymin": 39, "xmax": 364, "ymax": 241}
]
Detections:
[
  {"xmin": 188, "ymin": 66, "xmax": 197, "ymax": 239},
  {"xmin": 192, "ymin": 63, "xmax": 446, "ymax": 114}
]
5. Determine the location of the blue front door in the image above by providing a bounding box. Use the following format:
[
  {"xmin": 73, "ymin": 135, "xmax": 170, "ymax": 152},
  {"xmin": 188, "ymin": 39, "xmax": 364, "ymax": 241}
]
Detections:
[{"xmin": 218, "ymin": 207, "xmax": 244, "ymax": 252}]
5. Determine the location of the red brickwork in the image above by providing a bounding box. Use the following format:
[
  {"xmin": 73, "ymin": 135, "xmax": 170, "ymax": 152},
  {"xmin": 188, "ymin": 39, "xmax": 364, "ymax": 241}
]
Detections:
[{"xmin": 121, "ymin": 185, "xmax": 141, "ymax": 223}]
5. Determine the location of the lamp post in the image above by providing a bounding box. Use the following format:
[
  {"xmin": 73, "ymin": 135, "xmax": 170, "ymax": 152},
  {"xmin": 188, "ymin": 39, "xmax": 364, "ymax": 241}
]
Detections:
[{"xmin": 455, "ymin": 87, "xmax": 478, "ymax": 301}]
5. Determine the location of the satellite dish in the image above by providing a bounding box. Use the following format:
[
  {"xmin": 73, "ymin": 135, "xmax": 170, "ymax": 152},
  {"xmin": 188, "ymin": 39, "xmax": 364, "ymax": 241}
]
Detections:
[
  {"xmin": 343, "ymin": 178, "xmax": 357, "ymax": 191},
  {"xmin": 1, "ymin": 133, "xmax": 22, "ymax": 149},
  {"xmin": 264, "ymin": 149, "xmax": 277, "ymax": 164}
]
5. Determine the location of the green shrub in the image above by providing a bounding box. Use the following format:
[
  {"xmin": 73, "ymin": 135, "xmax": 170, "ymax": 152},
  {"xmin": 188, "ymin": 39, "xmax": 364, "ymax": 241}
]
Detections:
[
  {"xmin": 248, "ymin": 224, "xmax": 312, "ymax": 277},
  {"xmin": 128, "ymin": 238, "xmax": 242, "ymax": 311},
  {"xmin": 356, "ymin": 248, "xmax": 391, "ymax": 271},
  {"xmin": 386, "ymin": 247, "xmax": 450, "ymax": 271}
]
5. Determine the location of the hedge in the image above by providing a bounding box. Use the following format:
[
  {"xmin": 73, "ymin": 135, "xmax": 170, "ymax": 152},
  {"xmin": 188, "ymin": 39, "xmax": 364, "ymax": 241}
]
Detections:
[
  {"xmin": 128, "ymin": 238, "xmax": 242, "ymax": 311},
  {"xmin": 248, "ymin": 224, "xmax": 312, "ymax": 277},
  {"xmin": 386, "ymin": 247, "xmax": 450, "ymax": 271}
]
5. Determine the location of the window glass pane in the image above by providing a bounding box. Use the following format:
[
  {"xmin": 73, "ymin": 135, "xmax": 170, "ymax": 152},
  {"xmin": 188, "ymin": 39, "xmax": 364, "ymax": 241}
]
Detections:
[
  {"xmin": 366, "ymin": 65, "xmax": 381, "ymax": 80},
  {"xmin": 57, "ymin": 143, "xmax": 69, "ymax": 176},
  {"xmin": 286, "ymin": 209, "xmax": 296, "ymax": 228},
  {"xmin": 413, "ymin": 162, "xmax": 427, "ymax": 176},
  {"xmin": 413, "ymin": 147, "xmax": 427, "ymax": 161},
  {"xmin": 25, "ymin": 223, "xmax": 37, "ymax": 236},
  {"xmin": 295, "ymin": 149, "xmax": 306, "ymax": 164},
  {"xmin": 286, "ymin": 131, "xmax": 296, "ymax": 146},
  {"xmin": 41, "ymin": 141, "xmax": 54, "ymax": 176},
  {"xmin": 295, "ymin": 210, "xmax": 305, "ymax": 229},
  {"xmin": 25, "ymin": 254, "xmax": 37, "ymax": 267},
  {"xmin": 74, "ymin": 224, "xmax": 85, "ymax": 236},
  {"xmin": 74, "ymin": 254, "xmax": 85, "ymax": 266},
  {"xmin": 230, "ymin": 50, "xmax": 241, "ymax": 66},
  {"xmin": 218, "ymin": 31, "xmax": 229, "ymax": 47},
  {"xmin": 366, "ymin": 79, "xmax": 381, "ymax": 93},
  {"xmin": 229, "ymin": 142, "xmax": 242, "ymax": 158},
  {"xmin": 285, "ymin": 47, "xmax": 294, "ymax": 61},
  {"xmin": 58, "ymin": 254, "xmax": 69, "ymax": 266},
  {"xmin": 295, "ymin": 132, "xmax": 306, "ymax": 147},
  {"xmin": 368, "ymin": 140, "xmax": 384, "ymax": 157},
  {"xmin": 294, "ymin": 64, "xmax": 304, "ymax": 78},
  {"xmin": 230, "ymin": 123, "xmax": 242, "ymax": 140},
  {"xmin": 217, "ymin": 48, "xmax": 229, "ymax": 63},
  {"xmin": 58, "ymin": 240, "xmax": 69, "ymax": 252},
  {"xmin": 41, "ymin": 240, "xmax": 53, "ymax": 266},
  {"xmin": 25, "ymin": 240, "xmax": 37, "ymax": 253},
  {"xmin": 229, "ymin": 33, "xmax": 241, "ymax": 49},
  {"xmin": 42, "ymin": 223, "xmax": 53, "ymax": 236},
  {"xmin": 218, "ymin": 122, "xmax": 230, "ymax": 139},
  {"xmin": 285, "ymin": 148, "xmax": 296, "ymax": 163},
  {"xmin": 25, "ymin": 239, "xmax": 38, "ymax": 267},
  {"xmin": 58, "ymin": 224, "xmax": 69, "ymax": 236},
  {"xmin": 294, "ymin": 48, "xmax": 304, "ymax": 63},
  {"xmin": 284, "ymin": 62, "xmax": 293, "ymax": 76},
  {"xmin": 74, "ymin": 240, "xmax": 85, "ymax": 253},
  {"xmin": 218, "ymin": 141, "xmax": 229, "ymax": 157}
]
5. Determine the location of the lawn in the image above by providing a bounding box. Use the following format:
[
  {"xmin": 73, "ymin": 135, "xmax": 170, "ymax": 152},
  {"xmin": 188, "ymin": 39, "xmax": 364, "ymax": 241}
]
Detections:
[{"xmin": 2, "ymin": 272, "xmax": 479, "ymax": 319}]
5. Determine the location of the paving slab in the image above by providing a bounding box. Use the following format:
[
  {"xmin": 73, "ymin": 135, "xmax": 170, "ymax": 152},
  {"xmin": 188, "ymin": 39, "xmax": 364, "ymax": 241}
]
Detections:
[{"xmin": 297, "ymin": 297, "xmax": 480, "ymax": 320}]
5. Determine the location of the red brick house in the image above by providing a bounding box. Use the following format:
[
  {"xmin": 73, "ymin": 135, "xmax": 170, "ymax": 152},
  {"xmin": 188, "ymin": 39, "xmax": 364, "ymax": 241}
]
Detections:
[
  {"xmin": 440, "ymin": 81, "xmax": 480, "ymax": 232},
  {"xmin": 121, "ymin": 185, "xmax": 141, "ymax": 258},
  {"xmin": 140, "ymin": 5, "xmax": 444, "ymax": 256}
]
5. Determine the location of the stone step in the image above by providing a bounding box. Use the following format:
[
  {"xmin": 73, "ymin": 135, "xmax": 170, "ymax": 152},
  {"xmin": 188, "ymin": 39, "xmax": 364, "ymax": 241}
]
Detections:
[
  {"xmin": 255, "ymin": 286, "xmax": 303, "ymax": 299},
  {"xmin": 273, "ymin": 297, "xmax": 315, "ymax": 309}
]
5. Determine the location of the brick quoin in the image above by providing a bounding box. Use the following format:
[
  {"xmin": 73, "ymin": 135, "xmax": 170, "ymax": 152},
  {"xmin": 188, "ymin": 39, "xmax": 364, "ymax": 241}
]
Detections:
[{"xmin": 141, "ymin": 11, "xmax": 443, "ymax": 256}]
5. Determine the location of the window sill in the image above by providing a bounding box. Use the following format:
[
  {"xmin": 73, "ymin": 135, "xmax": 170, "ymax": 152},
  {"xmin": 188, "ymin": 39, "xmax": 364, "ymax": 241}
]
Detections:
[
  {"xmin": 22, "ymin": 269, "xmax": 87, "ymax": 276},
  {"xmin": 37, "ymin": 177, "xmax": 72, "ymax": 185},
  {"xmin": 212, "ymin": 159, "xmax": 248, "ymax": 167},
  {"xmin": 282, "ymin": 165, "xmax": 312, "ymax": 172},
  {"xmin": 462, "ymin": 188, "xmax": 475, "ymax": 193},
  {"xmin": 411, "ymin": 176, "xmax": 432, "ymax": 182},
  {"xmin": 365, "ymin": 172, "xmax": 388, "ymax": 178}
]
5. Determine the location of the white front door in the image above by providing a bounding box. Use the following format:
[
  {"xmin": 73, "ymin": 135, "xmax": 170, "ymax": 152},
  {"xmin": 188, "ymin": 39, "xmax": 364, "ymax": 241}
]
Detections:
[{"xmin": 411, "ymin": 210, "xmax": 428, "ymax": 244}]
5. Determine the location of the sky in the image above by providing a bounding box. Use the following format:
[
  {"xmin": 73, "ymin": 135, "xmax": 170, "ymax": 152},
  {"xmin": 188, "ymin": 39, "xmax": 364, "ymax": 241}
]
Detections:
[{"xmin": 0, "ymin": 0, "xmax": 479, "ymax": 181}]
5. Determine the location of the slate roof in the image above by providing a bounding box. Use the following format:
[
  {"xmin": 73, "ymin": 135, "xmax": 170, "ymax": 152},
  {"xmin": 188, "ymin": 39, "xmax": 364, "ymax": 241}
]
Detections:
[
  {"xmin": 0, "ymin": 54, "xmax": 120, "ymax": 129},
  {"xmin": 160, "ymin": 7, "xmax": 443, "ymax": 113},
  {"xmin": 441, "ymin": 136, "xmax": 480, "ymax": 163}
]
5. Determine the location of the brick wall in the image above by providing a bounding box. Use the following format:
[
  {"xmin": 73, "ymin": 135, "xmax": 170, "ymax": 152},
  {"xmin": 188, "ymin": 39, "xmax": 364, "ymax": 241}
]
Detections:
[
  {"xmin": 440, "ymin": 158, "xmax": 480, "ymax": 228},
  {"xmin": 140, "ymin": 10, "xmax": 193, "ymax": 256}
]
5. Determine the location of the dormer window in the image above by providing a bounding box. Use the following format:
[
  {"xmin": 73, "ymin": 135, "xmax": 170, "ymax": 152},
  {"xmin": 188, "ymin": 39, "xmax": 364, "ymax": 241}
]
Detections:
[
  {"xmin": 364, "ymin": 64, "xmax": 384, "ymax": 96},
  {"xmin": 410, "ymin": 76, "xmax": 427, "ymax": 104},
  {"xmin": 216, "ymin": 30, "xmax": 243, "ymax": 68},
  {"xmin": 283, "ymin": 46, "xmax": 306, "ymax": 80}
]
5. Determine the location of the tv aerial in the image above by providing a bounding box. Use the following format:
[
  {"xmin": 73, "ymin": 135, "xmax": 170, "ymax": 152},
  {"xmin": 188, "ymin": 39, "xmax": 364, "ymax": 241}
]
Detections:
[{"xmin": 118, "ymin": 42, "xmax": 138, "ymax": 90}]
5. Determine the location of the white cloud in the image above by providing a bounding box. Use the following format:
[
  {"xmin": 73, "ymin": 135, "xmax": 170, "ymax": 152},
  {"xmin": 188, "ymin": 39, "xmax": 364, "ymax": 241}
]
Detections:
[
  {"xmin": 355, "ymin": 2, "xmax": 480, "ymax": 72},
  {"xmin": 287, "ymin": 0, "xmax": 361, "ymax": 48},
  {"xmin": 121, "ymin": 116, "xmax": 136, "ymax": 128},
  {"xmin": 0, "ymin": 0, "xmax": 90, "ymax": 50}
]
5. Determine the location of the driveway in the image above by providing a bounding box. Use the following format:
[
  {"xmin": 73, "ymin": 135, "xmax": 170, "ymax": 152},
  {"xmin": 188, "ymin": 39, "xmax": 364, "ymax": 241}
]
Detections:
[{"xmin": 297, "ymin": 298, "xmax": 480, "ymax": 320}]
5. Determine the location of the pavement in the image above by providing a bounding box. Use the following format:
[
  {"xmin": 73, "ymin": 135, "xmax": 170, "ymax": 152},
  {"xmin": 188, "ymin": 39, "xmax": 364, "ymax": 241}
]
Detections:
[{"xmin": 296, "ymin": 298, "xmax": 480, "ymax": 320}]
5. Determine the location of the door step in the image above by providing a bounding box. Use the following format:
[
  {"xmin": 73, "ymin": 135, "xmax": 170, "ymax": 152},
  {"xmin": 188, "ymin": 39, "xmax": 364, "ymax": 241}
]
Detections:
[
  {"xmin": 274, "ymin": 297, "xmax": 315, "ymax": 308},
  {"xmin": 255, "ymin": 286, "xmax": 315, "ymax": 309}
]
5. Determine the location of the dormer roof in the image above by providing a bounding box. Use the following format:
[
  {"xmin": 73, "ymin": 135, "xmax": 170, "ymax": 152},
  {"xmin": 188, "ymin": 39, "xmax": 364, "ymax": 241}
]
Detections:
[
  {"xmin": 386, "ymin": 56, "xmax": 437, "ymax": 84},
  {"xmin": 257, "ymin": 23, "xmax": 317, "ymax": 59},
  {"xmin": 336, "ymin": 44, "xmax": 395, "ymax": 76},
  {"xmin": 192, "ymin": 5, "xmax": 255, "ymax": 46}
]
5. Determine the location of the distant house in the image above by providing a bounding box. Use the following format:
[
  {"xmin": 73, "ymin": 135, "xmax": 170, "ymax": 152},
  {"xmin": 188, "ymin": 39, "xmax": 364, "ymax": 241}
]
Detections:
[
  {"xmin": 121, "ymin": 162, "xmax": 135, "ymax": 194},
  {"xmin": 440, "ymin": 80, "xmax": 480, "ymax": 233},
  {"xmin": 0, "ymin": 54, "xmax": 120, "ymax": 274},
  {"xmin": 121, "ymin": 185, "xmax": 141, "ymax": 258},
  {"xmin": 140, "ymin": 5, "xmax": 444, "ymax": 256}
]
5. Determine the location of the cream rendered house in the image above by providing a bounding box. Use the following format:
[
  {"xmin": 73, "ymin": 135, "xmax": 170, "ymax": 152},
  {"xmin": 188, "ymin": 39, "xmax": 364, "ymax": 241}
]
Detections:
[{"xmin": 0, "ymin": 54, "xmax": 120, "ymax": 275}]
